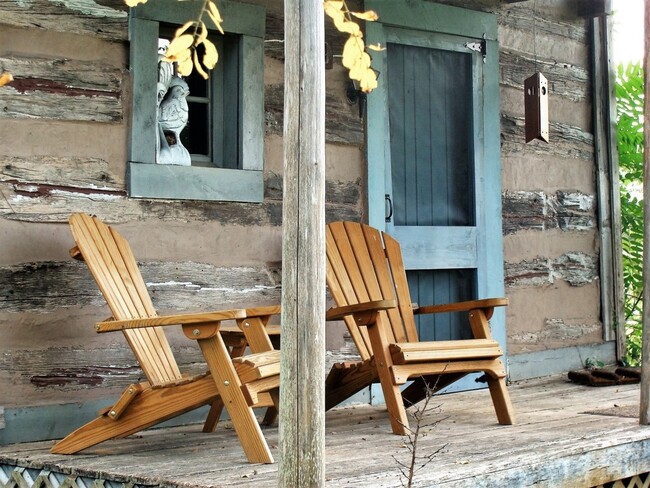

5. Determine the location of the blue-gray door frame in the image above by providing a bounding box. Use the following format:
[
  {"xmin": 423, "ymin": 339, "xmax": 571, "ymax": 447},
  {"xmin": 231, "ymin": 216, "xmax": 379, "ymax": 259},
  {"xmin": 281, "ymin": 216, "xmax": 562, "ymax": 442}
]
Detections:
[{"xmin": 366, "ymin": 1, "xmax": 506, "ymax": 396}]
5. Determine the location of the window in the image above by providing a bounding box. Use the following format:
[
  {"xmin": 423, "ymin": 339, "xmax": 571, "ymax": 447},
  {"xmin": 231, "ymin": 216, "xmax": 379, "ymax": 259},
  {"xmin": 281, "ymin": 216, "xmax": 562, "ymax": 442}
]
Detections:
[{"xmin": 128, "ymin": 0, "xmax": 265, "ymax": 202}]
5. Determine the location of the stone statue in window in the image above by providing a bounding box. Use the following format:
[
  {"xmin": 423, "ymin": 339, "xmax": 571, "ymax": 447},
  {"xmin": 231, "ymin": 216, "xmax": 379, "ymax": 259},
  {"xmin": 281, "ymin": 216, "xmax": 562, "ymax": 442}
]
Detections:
[{"xmin": 156, "ymin": 57, "xmax": 191, "ymax": 166}]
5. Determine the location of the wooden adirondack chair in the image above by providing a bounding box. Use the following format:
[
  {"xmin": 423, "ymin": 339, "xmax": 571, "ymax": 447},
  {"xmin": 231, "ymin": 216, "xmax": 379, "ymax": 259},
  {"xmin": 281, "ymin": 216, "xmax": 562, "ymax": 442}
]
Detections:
[
  {"xmin": 325, "ymin": 221, "xmax": 515, "ymax": 435},
  {"xmin": 51, "ymin": 213, "xmax": 280, "ymax": 464}
]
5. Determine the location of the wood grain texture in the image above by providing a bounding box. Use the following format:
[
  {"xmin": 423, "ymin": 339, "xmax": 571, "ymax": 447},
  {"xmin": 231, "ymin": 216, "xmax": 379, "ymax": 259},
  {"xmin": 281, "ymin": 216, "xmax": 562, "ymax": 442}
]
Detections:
[
  {"xmin": 279, "ymin": 0, "xmax": 326, "ymax": 483},
  {"xmin": 265, "ymin": 83, "xmax": 364, "ymax": 145},
  {"xmin": 0, "ymin": 0, "xmax": 128, "ymax": 41},
  {"xmin": 1, "ymin": 377, "xmax": 646, "ymax": 487},
  {"xmin": 0, "ymin": 179, "xmax": 360, "ymax": 225},
  {"xmin": 0, "ymin": 261, "xmax": 282, "ymax": 314},
  {"xmin": 499, "ymin": 50, "xmax": 589, "ymax": 103},
  {"xmin": 505, "ymin": 252, "xmax": 599, "ymax": 288},
  {"xmin": 198, "ymin": 335, "xmax": 274, "ymax": 463},
  {"xmin": 325, "ymin": 221, "xmax": 513, "ymax": 433},
  {"xmin": 1, "ymin": 156, "xmax": 121, "ymax": 190},
  {"xmin": 501, "ymin": 115, "xmax": 594, "ymax": 161},
  {"xmin": 502, "ymin": 190, "xmax": 596, "ymax": 234},
  {"xmin": 0, "ymin": 345, "xmax": 207, "ymax": 393},
  {"xmin": 49, "ymin": 374, "xmax": 219, "ymax": 454},
  {"xmin": 0, "ymin": 55, "xmax": 123, "ymax": 122}
]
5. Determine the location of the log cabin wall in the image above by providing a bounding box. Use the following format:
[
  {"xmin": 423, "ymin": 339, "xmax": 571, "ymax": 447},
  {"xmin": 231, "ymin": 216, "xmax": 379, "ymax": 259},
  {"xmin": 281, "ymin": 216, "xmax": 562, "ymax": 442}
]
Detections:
[
  {"xmin": 0, "ymin": 0, "xmax": 363, "ymax": 442},
  {"xmin": 497, "ymin": 1, "xmax": 607, "ymax": 367},
  {"xmin": 433, "ymin": 0, "xmax": 610, "ymax": 373},
  {"xmin": 449, "ymin": 0, "xmax": 614, "ymax": 377},
  {"xmin": 0, "ymin": 0, "xmax": 611, "ymax": 442}
]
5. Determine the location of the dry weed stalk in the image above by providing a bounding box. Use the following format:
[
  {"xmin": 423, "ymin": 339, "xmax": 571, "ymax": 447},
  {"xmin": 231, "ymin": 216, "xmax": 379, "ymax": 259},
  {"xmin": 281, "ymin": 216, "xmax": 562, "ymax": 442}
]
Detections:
[{"xmin": 393, "ymin": 379, "xmax": 449, "ymax": 487}]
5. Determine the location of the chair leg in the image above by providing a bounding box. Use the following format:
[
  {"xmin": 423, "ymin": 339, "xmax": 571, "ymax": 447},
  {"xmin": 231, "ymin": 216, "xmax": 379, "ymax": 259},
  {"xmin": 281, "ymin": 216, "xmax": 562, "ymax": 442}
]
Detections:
[
  {"xmin": 382, "ymin": 382, "xmax": 410, "ymax": 435},
  {"xmin": 487, "ymin": 376, "xmax": 515, "ymax": 425},
  {"xmin": 202, "ymin": 399, "xmax": 225, "ymax": 433},
  {"xmin": 51, "ymin": 375, "xmax": 219, "ymax": 454},
  {"xmin": 400, "ymin": 373, "xmax": 466, "ymax": 407},
  {"xmin": 262, "ymin": 389, "xmax": 279, "ymax": 426},
  {"xmin": 198, "ymin": 335, "xmax": 275, "ymax": 464}
]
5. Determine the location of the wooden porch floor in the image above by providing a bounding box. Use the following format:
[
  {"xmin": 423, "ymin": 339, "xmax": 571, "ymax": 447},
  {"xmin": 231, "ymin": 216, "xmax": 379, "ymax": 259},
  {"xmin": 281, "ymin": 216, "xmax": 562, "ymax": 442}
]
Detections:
[{"xmin": 2, "ymin": 375, "xmax": 650, "ymax": 487}]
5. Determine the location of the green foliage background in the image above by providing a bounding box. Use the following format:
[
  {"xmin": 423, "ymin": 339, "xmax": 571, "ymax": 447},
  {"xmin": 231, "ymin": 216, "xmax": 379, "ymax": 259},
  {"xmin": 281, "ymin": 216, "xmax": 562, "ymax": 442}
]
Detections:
[{"xmin": 616, "ymin": 62, "xmax": 644, "ymax": 365}]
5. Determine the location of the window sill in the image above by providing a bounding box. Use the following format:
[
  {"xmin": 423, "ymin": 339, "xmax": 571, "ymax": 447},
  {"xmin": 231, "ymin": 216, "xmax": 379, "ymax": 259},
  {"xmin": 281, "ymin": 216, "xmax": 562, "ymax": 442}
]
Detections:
[{"xmin": 127, "ymin": 162, "xmax": 264, "ymax": 203}]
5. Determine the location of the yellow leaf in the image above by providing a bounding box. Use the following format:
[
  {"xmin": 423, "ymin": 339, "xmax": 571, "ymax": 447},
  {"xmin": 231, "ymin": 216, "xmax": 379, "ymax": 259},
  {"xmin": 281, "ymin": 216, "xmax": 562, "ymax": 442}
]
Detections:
[
  {"xmin": 333, "ymin": 16, "xmax": 361, "ymax": 36},
  {"xmin": 350, "ymin": 10, "xmax": 379, "ymax": 21},
  {"xmin": 166, "ymin": 34, "xmax": 194, "ymax": 60},
  {"xmin": 208, "ymin": 1, "xmax": 223, "ymax": 23},
  {"xmin": 177, "ymin": 55, "xmax": 194, "ymax": 76},
  {"xmin": 367, "ymin": 43, "xmax": 386, "ymax": 51},
  {"xmin": 323, "ymin": 1, "xmax": 344, "ymax": 16},
  {"xmin": 359, "ymin": 69, "xmax": 378, "ymax": 93},
  {"xmin": 193, "ymin": 49, "xmax": 209, "ymax": 80},
  {"xmin": 174, "ymin": 21, "xmax": 195, "ymax": 38},
  {"xmin": 208, "ymin": 1, "xmax": 225, "ymax": 34},
  {"xmin": 202, "ymin": 39, "xmax": 219, "ymax": 69},
  {"xmin": 0, "ymin": 72, "xmax": 13, "ymax": 87},
  {"xmin": 349, "ymin": 52, "xmax": 371, "ymax": 80},
  {"xmin": 196, "ymin": 21, "xmax": 208, "ymax": 43},
  {"xmin": 342, "ymin": 36, "xmax": 364, "ymax": 69}
]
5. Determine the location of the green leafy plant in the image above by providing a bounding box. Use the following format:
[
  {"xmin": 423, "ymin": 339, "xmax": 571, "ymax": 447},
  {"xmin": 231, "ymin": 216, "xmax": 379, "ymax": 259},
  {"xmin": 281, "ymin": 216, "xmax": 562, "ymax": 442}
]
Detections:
[{"xmin": 616, "ymin": 62, "xmax": 644, "ymax": 366}]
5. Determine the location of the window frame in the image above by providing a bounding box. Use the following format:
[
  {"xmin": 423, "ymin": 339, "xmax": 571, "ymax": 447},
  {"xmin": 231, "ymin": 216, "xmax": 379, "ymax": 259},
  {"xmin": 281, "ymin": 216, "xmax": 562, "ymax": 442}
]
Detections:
[{"xmin": 128, "ymin": 0, "xmax": 265, "ymax": 202}]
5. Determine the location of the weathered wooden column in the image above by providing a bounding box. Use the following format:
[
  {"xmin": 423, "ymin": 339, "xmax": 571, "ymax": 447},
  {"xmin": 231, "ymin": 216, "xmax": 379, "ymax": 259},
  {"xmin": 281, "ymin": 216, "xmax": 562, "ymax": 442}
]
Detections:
[
  {"xmin": 279, "ymin": 0, "xmax": 326, "ymax": 484},
  {"xmin": 640, "ymin": 0, "xmax": 650, "ymax": 425}
]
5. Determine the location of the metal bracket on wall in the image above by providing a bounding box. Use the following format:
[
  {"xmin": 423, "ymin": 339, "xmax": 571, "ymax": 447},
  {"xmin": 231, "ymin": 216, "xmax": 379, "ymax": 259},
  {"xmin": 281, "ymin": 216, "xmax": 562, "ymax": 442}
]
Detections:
[{"xmin": 465, "ymin": 36, "xmax": 487, "ymax": 62}]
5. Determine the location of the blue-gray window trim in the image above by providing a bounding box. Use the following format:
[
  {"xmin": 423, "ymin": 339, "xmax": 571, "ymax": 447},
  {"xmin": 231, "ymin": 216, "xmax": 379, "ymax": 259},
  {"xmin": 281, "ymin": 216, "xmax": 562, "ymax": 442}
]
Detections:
[{"xmin": 127, "ymin": 0, "xmax": 265, "ymax": 202}]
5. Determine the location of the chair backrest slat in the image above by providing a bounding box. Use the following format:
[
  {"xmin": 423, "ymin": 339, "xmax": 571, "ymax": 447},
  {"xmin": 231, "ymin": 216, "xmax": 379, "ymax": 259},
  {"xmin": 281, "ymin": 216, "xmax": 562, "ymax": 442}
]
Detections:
[
  {"xmin": 326, "ymin": 224, "xmax": 373, "ymax": 358},
  {"xmin": 358, "ymin": 223, "xmax": 411, "ymax": 343},
  {"xmin": 382, "ymin": 231, "xmax": 419, "ymax": 342},
  {"xmin": 326, "ymin": 222, "xmax": 420, "ymax": 358},
  {"xmin": 70, "ymin": 213, "xmax": 183, "ymax": 385}
]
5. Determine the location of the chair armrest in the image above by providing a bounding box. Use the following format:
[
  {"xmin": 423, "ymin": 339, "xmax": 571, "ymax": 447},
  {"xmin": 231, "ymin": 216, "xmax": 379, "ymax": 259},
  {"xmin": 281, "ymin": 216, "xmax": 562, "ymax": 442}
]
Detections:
[
  {"xmin": 95, "ymin": 309, "xmax": 248, "ymax": 333},
  {"xmin": 241, "ymin": 305, "xmax": 281, "ymax": 318},
  {"xmin": 415, "ymin": 297, "xmax": 508, "ymax": 320},
  {"xmin": 235, "ymin": 305, "xmax": 282, "ymax": 352},
  {"xmin": 326, "ymin": 300, "xmax": 397, "ymax": 324}
]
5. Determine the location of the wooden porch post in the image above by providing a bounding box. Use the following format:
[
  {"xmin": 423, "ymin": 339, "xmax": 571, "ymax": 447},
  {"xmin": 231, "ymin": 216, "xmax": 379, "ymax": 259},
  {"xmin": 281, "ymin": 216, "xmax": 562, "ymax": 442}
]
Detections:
[
  {"xmin": 279, "ymin": 0, "xmax": 326, "ymax": 484},
  {"xmin": 640, "ymin": 0, "xmax": 650, "ymax": 425}
]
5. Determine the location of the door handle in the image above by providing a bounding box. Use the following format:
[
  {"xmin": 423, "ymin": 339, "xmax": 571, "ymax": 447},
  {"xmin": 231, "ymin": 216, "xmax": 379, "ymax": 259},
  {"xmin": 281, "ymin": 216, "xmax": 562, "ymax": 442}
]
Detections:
[{"xmin": 385, "ymin": 194, "xmax": 393, "ymax": 223}]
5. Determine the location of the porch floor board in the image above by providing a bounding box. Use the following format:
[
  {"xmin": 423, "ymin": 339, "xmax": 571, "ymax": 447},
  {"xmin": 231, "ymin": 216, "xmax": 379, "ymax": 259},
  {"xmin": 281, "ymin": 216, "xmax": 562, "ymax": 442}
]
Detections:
[{"xmin": 2, "ymin": 375, "xmax": 650, "ymax": 487}]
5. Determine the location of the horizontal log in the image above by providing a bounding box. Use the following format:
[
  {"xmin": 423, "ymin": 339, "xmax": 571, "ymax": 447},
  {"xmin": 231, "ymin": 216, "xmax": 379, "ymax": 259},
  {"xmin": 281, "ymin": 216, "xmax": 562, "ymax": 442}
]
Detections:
[
  {"xmin": 0, "ymin": 91, "xmax": 122, "ymax": 122},
  {"xmin": 260, "ymin": 0, "xmax": 358, "ymax": 61},
  {"xmin": 0, "ymin": 174, "xmax": 360, "ymax": 224},
  {"xmin": 142, "ymin": 262, "xmax": 282, "ymax": 311},
  {"xmin": 265, "ymin": 172, "xmax": 361, "ymax": 205},
  {"xmin": 0, "ymin": 55, "xmax": 123, "ymax": 122},
  {"xmin": 556, "ymin": 190, "xmax": 596, "ymax": 231},
  {"xmin": 501, "ymin": 114, "xmax": 594, "ymax": 162},
  {"xmin": 265, "ymin": 83, "xmax": 364, "ymax": 145},
  {"xmin": 1, "ymin": 345, "xmax": 206, "ymax": 393},
  {"xmin": 0, "ymin": 156, "xmax": 121, "ymax": 190},
  {"xmin": 498, "ymin": 3, "xmax": 588, "ymax": 43},
  {"xmin": 0, "ymin": 260, "xmax": 283, "ymax": 314},
  {"xmin": 1, "ymin": 56, "xmax": 122, "ymax": 93},
  {"xmin": 502, "ymin": 190, "xmax": 595, "ymax": 234},
  {"xmin": 500, "ymin": 50, "xmax": 589, "ymax": 103},
  {"xmin": 505, "ymin": 251, "xmax": 598, "ymax": 288},
  {"xmin": 0, "ymin": 0, "xmax": 128, "ymax": 41}
]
